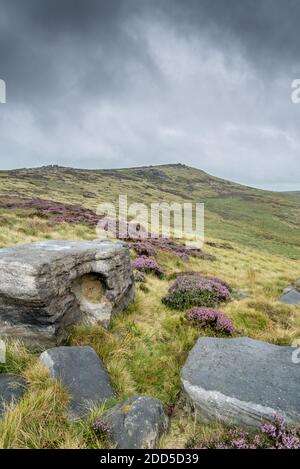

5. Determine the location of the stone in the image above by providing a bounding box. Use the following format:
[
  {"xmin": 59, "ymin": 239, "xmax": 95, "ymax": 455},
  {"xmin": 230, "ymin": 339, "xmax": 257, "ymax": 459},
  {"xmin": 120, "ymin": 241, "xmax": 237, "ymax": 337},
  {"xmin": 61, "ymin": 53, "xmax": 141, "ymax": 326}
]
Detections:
[
  {"xmin": 0, "ymin": 240, "xmax": 134, "ymax": 347},
  {"xmin": 279, "ymin": 288, "xmax": 300, "ymax": 304},
  {"xmin": 39, "ymin": 346, "xmax": 115, "ymax": 420},
  {"xmin": 181, "ymin": 337, "xmax": 300, "ymax": 429},
  {"xmin": 0, "ymin": 375, "xmax": 27, "ymax": 417},
  {"xmin": 102, "ymin": 396, "xmax": 168, "ymax": 449},
  {"xmin": 232, "ymin": 289, "xmax": 250, "ymax": 300}
]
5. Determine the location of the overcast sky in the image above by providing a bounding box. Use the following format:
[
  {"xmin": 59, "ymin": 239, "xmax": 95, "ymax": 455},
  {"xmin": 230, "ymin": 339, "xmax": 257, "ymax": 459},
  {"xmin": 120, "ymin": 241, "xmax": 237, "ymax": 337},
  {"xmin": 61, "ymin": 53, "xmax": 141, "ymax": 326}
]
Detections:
[{"xmin": 0, "ymin": 0, "xmax": 300, "ymax": 190}]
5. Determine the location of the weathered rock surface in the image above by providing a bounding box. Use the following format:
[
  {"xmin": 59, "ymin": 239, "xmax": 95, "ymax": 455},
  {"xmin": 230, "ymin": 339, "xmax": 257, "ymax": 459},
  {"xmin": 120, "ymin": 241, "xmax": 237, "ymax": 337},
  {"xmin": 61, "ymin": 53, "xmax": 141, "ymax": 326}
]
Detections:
[
  {"xmin": 39, "ymin": 346, "xmax": 115, "ymax": 420},
  {"xmin": 0, "ymin": 240, "xmax": 134, "ymax": 346},
  {"xmin": 181, "ymin": 337, "xmax": 300, "ymax": 429},
  {"xmin": 102, "ymin": 396, "xmax": 168, "ymax": 449},
  {"xmin": 279, "ymin": 286, "xmax": 300, "ymax": 304},
  {"xmin": 0, "ymin": 375, "xmax": 27, "ymax": 417}
]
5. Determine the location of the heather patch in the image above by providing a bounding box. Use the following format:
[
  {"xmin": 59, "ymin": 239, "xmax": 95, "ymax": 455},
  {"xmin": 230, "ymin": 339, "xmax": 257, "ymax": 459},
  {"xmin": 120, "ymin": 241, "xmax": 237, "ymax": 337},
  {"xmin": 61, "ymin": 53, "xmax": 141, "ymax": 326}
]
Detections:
[
  {"xmin": 131, "ymin": 241, "xmax": 157, "ymax": 257},
  {"xmin": 0, "ymin": 196, "xmax": 102, "ymax": 226},
  {"xmin": 131, "ymin": 256, "xmax": 163, "ymax": 277},
  {"xmin": 0, "ymin": 197, "xmax": 214, "ymax": 262},
  {"xmin": 162, "ymin": 274, "xmax": 231, "ymax": 310},
  {"xmin": 92, "ymin": 419, "xmax": 111, "ymax": 436},
  {"xmin": 131, "ymin": 238, "xmax": 215, "ymax": 263},
  {"xmin": 196, "ymin": 416, "xmax": 300, "ymax": 449},
  {"xmin": 186, "ymin": 308, "xmax": 235, "ymax": 335}
]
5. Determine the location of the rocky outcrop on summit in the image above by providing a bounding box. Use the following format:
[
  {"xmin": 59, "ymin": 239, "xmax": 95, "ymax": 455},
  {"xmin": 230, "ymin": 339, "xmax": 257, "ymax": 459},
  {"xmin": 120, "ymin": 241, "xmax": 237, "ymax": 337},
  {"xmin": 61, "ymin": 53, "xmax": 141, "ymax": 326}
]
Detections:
[
  {"xmin": 0, "ymin": 240, "xmax": 134, "ymax": 347},
  {"xmin": 181, "ymin": 337, "xmax": 300, "ymax": 429}
]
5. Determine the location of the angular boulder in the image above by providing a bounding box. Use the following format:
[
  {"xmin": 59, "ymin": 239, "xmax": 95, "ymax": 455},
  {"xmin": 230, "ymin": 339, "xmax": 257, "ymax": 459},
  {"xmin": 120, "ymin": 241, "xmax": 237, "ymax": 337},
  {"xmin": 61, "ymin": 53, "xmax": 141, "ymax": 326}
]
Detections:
[
  {"xmin": 39, "ymin": 346, "xmax": 115, "ymax": 420},
  {"xmin": 0, "ymin": 375, "xmax": 27, "ymax": 417},
  {"xmin": 0, "ymin": 240, "xmax": 134, "ymax": 346},
  {"xmin": 279, "ymin": 286, "xmax": 300, "ymax": 304},
  {"xmin": 181, "ymin": 337, "xmax": 300, "ymax": 429},
  {"xmin": 102, "ymin": 396, "xmax": 168, "ymax": 449}
]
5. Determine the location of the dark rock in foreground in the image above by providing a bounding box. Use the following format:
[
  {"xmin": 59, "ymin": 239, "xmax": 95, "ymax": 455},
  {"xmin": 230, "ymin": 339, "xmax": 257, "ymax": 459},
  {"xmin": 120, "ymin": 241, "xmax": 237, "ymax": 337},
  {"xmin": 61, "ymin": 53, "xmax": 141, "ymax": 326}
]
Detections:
[
  {"xmin": 0, "ymin": 240, "xmax": 134, "ymax": 347},
  {"xmin": 102, "ymin": 396, "xmax": 168, "ymax": 449},
  {"xmin": 181, "ymin": 337, "xmax": 300, "ymax": 428},
  {"xmin": 0, "ymin": 375, "xmax": 27, "ymax": 417},
  {"xmin": 39, "ymin": 346, "xmax": 115, "ymax": 420}
]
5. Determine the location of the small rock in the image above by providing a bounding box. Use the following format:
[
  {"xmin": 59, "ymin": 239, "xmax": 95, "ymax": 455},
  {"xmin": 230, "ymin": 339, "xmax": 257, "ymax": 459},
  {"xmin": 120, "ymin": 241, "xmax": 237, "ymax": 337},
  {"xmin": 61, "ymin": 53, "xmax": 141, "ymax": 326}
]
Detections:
[
  {"xmin": 82, "ymin": 191, "xmax": 96, "ymax": 198},
  {"xmin": 0, "ymin": 375, "xmax": 27, "ymax": 417},
  {"xmin": 279, "ymin": 288, "xmax": 300, "ymax": 304},
  {"xmin": 102, "ymin": 396, "xmax": 168, "ymax": 449},
  {"xmin": 39, "ymin": 346, "xmax": 115, "ymax": 420},
  {"xmin": 181, "ymin": 337, "xmax": 300, "ymax": 429}
]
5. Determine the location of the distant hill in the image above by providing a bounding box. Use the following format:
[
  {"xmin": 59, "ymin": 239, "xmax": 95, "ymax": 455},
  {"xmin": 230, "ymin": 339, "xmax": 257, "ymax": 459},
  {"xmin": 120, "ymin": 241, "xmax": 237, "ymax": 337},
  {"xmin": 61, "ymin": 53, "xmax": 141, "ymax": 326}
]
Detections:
[
  {"xmin": 0, "ymin": 163, "xmax": 300, "ymax": 258},
  {"xmin": 282, "ymin": 191, "xmax": 300, "ymax": 196}
]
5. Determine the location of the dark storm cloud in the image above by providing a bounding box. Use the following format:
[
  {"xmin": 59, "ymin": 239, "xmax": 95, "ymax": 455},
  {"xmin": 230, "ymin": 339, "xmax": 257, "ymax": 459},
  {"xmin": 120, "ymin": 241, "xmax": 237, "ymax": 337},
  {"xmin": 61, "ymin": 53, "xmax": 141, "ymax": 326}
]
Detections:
[
  {"xmin": 0, "ymin": 0, "xmax": 299, "ymax": 189},
  {"xmin": 165, "ymin": 0, "xmax": 300, "ymax": 73},
  {"xmin": 0, "ymin": 0, "xmax": 157, "ymax": 102}
]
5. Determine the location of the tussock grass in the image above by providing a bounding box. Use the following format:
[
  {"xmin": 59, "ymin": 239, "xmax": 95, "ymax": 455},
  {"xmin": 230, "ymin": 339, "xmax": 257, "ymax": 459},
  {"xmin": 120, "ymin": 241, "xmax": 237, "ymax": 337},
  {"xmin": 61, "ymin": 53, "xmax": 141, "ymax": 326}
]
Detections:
[
  {"xmin": 0, "ymin": 359, "xmax": 112, "ymax": 449},
  {"xmin": 0, "ymin": 340, "xmax": 35, "ymax": 375},
  {"xmin": 0, "ymin": 188, "xmax": 299, "ymax": 447}
]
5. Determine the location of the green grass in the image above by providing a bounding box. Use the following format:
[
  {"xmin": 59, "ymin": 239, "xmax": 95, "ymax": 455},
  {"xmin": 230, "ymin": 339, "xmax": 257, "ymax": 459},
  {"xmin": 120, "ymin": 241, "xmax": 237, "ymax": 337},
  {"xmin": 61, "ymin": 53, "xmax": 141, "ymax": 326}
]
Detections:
[
  {"xmin": 0, "ymin": 164, "xmax": 299, "ymax": 258},
  {"xmin": 1, "ymin": 241, "xmax": 299, "ymax": 448},
  {"xmin": 0, "ymin": 164, "xmax": 299, "ymax": 448}
]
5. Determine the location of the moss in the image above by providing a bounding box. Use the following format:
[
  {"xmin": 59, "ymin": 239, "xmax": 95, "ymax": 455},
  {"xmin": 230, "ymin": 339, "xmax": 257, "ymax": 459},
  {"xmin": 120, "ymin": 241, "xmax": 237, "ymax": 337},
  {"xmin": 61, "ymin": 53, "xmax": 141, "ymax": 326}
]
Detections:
[{"xmin": 121, "ymin": 404, "xmax": 133, "ymax": 414}]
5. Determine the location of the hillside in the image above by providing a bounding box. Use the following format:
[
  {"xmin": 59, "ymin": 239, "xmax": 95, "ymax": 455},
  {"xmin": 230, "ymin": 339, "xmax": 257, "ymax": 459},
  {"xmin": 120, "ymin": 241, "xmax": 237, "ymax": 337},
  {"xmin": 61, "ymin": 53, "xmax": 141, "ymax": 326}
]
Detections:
[
  {"xmin": 0, "ymin": 164, "xmax": 300, "ymax": 449},
  {"xmin": 0, "ymin": 164, "xmax": 300, "ymax": 258}
]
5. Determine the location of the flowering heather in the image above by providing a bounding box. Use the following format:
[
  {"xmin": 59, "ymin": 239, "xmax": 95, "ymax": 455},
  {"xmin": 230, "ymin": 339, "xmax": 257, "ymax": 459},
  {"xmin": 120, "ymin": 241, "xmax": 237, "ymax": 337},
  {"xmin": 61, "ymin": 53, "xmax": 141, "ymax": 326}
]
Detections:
[
  {"xmin": 187, "ymin": 308, "xmax": 235, "ymax": 335},
  {"xmin": 130, "ymin": 237, "xmax": 215, "ymax": 263},
  {"xmin": 151, "ymin": 238, "xmax": 215, "ymax": 262},
  {"xmin": 162, "ymin": 274, "xmax": 231, "ymax": 310},
  {"xmin": 261, "ymin": 415, "xmax": 300, "ymax": 449},
  {"xmin": 131, "ymin": 241, "xmax": 157, "ymax": 257},
  {"xmin": 132, "ymin": 256, "xmax": 163, "ymax": 277},
  {"xmin": 91, "ymin": 419, "xmax": 111, "ymax": 437},
  {"xmin": 0, "ymin": 196, "xmax": 103, "ymax": 226},
  {"xmin": 1, "ymin": 197, "xmax": 215, "ymax": 263},
  {"xmin": 176, "ymin": 271, "xmax": 231, "ymax": 290},
  {"xmin": 196, "ymin": 416, "xmax": 300, "ymax": 449}
]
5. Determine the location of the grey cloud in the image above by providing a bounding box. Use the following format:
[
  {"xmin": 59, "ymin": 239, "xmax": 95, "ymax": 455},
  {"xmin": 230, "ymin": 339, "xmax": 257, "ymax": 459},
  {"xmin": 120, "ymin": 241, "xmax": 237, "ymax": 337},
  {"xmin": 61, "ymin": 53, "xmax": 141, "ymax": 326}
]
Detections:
[{"xmin": 0, "ymin": 0, "xmax": 299, "ymax": 190}]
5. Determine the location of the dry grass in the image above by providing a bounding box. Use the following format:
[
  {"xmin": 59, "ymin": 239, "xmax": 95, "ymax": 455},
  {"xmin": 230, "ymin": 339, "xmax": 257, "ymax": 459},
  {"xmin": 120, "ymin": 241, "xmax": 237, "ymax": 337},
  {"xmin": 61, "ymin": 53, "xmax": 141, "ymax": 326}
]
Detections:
[{"xmin": 0, "ymin": 213, "xmax": 299, "ymax": 448}]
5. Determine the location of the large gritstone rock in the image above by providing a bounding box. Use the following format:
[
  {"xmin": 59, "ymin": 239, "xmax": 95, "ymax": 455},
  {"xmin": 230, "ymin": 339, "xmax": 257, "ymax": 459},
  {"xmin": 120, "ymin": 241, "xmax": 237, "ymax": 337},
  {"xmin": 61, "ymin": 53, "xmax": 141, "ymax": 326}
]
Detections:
[
  {"xmin": 181, "ymin": 337, "xmax": 300, "ymax": 429},
  {"xmin": 0, "ymin": 240, "xmax": 134, "ymax": 347},
  {"xmin": 39, "ymin": 346, "xmax": 115, "ymax": 420},
  {"xmin": 0, "ymin": 375, "xmax": 27, "ymax": 418},
  {"xmin": 101, "ymin": 396, "xmax": 169, "ymax": 449}
]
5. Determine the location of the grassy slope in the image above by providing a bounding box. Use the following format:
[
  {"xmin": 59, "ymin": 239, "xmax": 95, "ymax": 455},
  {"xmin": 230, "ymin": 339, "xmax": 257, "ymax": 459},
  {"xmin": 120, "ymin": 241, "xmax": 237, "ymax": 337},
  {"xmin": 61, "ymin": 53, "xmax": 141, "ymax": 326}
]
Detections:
[
  {"xmin": 0, "ymin": 164, "xmax": 299, "ymax": 448},
  {"xmin": 0, "ymin": 163, "xmax": 300, "ymax": 258}
]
